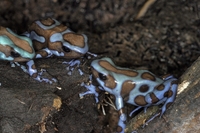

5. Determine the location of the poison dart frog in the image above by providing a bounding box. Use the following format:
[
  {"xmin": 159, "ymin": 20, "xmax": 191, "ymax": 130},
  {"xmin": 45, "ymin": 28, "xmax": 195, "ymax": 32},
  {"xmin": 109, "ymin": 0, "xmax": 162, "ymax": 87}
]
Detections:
[
  {"xmin": 0, "ymin": 26, "xmax": 36, "ymax": 76},
  {"xmin": 79, "ymin": 57, "xmax": 178, "ymax": 133},
  {"xmin": 23, "ymin": 18, "xmax": 89, "ymax": 82}
]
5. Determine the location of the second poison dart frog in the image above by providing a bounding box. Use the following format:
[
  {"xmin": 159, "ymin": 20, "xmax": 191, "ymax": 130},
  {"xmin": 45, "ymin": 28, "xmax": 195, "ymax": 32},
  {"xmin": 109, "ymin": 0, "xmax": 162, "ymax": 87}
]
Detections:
[
  {"xmin": 23, "ymin": 18, "xmax": 89, "ymax": 83},
  {"xmin": 79, "ymin": 57, "xmax": 178, "ymax": 133}
]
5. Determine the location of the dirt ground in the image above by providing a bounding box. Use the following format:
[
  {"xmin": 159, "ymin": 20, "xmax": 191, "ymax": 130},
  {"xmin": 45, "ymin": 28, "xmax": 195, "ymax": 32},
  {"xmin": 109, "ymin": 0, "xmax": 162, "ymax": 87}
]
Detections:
[{"xmin": 0, "ymin": 0, "xmax": 200, "ymax": 133}]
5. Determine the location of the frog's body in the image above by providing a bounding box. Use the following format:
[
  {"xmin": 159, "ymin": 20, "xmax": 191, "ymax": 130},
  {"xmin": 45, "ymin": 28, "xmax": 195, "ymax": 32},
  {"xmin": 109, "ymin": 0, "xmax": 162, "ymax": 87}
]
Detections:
[{"xmin": 79, "ymin": 57, "xmax": 178, "ymax": 133}]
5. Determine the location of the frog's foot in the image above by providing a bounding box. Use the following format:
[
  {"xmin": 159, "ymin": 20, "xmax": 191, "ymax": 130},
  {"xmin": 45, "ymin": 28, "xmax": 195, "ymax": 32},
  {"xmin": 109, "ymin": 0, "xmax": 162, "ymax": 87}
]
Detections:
[
  {"xmin": 26, "ymin": 60, "xmax": 57, "ymax": 84},
  {"xmin": 117, "ymin": 113, "xmax": 126, "ymax": 133},
  {"xmin": 142, "ymin": 111, "xmax": 160, "ymax": 128},
  {"xmin": 10, "ymin": 62, "xmax": 28, "ymax": 73},
  {"xmin": 63, "ymin": 59, "xmax": 83, "ymax": 75},
  {"xmin": 79, "ymin": 83, "xmax": 99, "ymax": 103},
  {"xmin": 34, "ymin": 69, "xmax": 57, "ymax": 84}
]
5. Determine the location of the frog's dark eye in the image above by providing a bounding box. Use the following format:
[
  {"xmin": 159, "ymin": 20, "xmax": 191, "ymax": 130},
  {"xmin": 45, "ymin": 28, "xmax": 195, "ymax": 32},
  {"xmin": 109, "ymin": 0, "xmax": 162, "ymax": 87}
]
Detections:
[
  {"xmin": 98, "ymin": 73, "xmax": 107, "ymax": 80},
  {"xmin": 62, "ymin": 46, "xmax": 71, "ymax": 53},
  {"xmin": 11, "ymin": 51, "xmax": 20, "ymax": 57}
]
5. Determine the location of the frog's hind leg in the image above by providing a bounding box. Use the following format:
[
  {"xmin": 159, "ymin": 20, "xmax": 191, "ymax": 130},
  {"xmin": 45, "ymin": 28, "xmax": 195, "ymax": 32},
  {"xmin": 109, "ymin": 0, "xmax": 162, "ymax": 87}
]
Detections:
[
  {"xmin": 113, "ymin": 97, "xmax": 126, "ymax": 133},
  {"xmin": 129, "ymin": 106, "xmax": 143, "ymax": 117},
  {"xmin": 160, "ymin": 82, "xmax": 178, "ymax": 116},
  {"xmin": 143, "ymin": 77, "xmax": 178, "ymax": 127}
]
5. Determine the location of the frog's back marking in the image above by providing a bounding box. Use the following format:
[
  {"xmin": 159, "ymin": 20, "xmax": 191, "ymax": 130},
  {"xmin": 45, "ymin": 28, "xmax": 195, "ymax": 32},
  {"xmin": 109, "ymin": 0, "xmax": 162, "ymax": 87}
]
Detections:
[
  {"xmin": 134, "ymin": 95, "xmax": 148, "ymax": 106},
  {"xmin": 63, "ymin": 33, "xmax": 86, "ymax": 48},
  {"xmin": 99, "ymin": 60, "xmax": 138, "ymax": 77},
  {"xmin": 0, "ymin": 27, "xmax": 33, "ymax": 54},
  {"xmin": 40, "ymin": 18, "xmax": 56, "ymax": 26},
  {"xmin": 156, "ymin": 84, "xmax": 165, "ymax": 91},
  {"xmin": 141, "ymin": 72, "xmax": 156, "ymax": 81},
  {"xmin": 104, "ymin": 74, "xmax": 117, "ymax": 89},
  {"xmin": 121, "ymin": 80, "xmax": 136, "ymax": 98}
]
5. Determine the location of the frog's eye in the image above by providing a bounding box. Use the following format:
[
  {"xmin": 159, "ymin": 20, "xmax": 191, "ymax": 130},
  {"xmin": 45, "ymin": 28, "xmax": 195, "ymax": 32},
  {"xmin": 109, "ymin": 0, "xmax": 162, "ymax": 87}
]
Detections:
[
  {"xmin": 11, "ymin": 51, "xmax": 20, "ymax": 58},
  {"xmin": 98, "ymin": 73, "xmax": 107, "ymax": 80},
  {"xmin": 62, "ymin": 46, "xmax": 71, "ymax": 53}
]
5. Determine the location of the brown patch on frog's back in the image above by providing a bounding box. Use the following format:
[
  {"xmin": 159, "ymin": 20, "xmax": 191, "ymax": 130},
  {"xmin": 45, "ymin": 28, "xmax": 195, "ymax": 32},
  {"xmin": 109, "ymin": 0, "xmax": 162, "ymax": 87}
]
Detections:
[
  {"xmin": 156, "ymin": 84, "xmax": 165, "ymax": 91},
  {"xmin": 40, "ymin": 18, "xmax": 56, "ymax": 26},
  {"xmin": 1, "ymin": 27, "xmax": 34, "ymax": 54},
  {"xmin": 104, "ymin": 75, "xmax": 116, "ymax": 89},
  {"xmin": 99, "ymin": 60, "xmax": 138, "ymax": 77},
  {"xmin": 63, "ymin": 33, "xmax": 85, "ymax": 48},
  {"xmin": 150, "ymin": 93, "xmax": 159, "ymax": 103},
  {"xmin": 121, "ymin": 80, "xmax": 136, "ymax": 99},
  {"xmin": 134, "ymin": 95, "xmax": 147, "ymax": 106},
  {"xmin": 40, "ymin": 18, "xmax": 69, "ymax": 33},
  {"xmin": 32, "ymin": 19, "xmax": 67, "ymax": 42},
  {"xmin": 50, "ymin": 24, "xmax": 68, "ymax": 33},
  {"xmin": 32, "ymin": 39, "xmax": 46, "ymax": 51},
  {"xmin": 29, "ymin": 23, "xmax": 49, "ymax": 49},
  {"xmin": 141, "ymin": 72, "xmax": 156, "ymax": 81},
  {"xmin": 164, "ymin": 90, "xmax": 173, "ymax": 98},
  {"xmin": 48, "ymin": 41, "xmax": 62, "ymax": 51},
  {"xmin": 139, "ymin": 84, "xmax": 149, "ymax": 92}
]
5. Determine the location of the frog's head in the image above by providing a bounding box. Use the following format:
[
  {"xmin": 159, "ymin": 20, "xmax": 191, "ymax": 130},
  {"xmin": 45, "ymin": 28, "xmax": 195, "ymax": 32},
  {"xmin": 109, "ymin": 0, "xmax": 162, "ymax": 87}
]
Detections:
[
  {"xmin": 29, "ymin": 18, "xmax": 88, "ymax": 59},
  {"xmin": 0, "ymin": 26, "xmax": 35, "ymax": 62},
  {"xmin": 49, "ymin": 31, "xmax": 88, "ymax": 59},
  {"xmin": 90, "ymin": 57, "xmax": 138, "ymax": 92}
]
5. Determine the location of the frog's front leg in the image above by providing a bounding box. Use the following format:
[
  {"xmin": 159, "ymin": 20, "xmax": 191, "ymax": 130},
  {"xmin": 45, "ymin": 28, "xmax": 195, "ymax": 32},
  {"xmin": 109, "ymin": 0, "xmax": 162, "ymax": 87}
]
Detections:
[
  {"xmin": 115, "ymin": 97, "xmax": 126, "ymax": 133},
  {"xmin": 79, "ymin": 82, "xmax": 100, "ymax": 103},
  {"xmin": 26, "ymin": 59, "xmax": 57, "ymax": 84},
  {"xmin": 39, "ymin": 48, "xmax": 83, "ymax": 76}
]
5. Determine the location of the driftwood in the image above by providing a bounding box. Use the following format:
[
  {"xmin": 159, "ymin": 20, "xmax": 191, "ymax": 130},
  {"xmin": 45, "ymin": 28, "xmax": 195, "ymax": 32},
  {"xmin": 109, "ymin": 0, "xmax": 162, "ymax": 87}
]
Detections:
[{"xmin": 126, "ymin": 56, "xmax": 200, "ymax": 133}]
